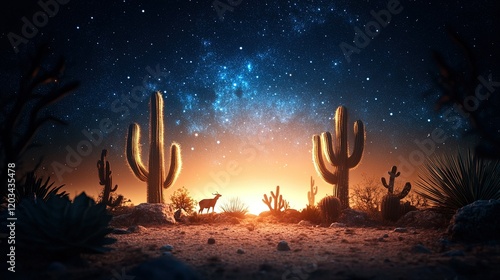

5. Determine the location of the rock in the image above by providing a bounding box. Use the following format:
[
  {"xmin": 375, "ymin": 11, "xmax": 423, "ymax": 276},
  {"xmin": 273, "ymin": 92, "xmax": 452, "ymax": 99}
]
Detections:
[
  {"xmin": 411, "ymin": 244, "xmax": 432, "ymax": 254},
  {"xmin": 397, "ymin": 209, "xmax": 449, "ymax": 229},
  {"xmin": 128, "ymin": 225, "xmax": 148, "ymax": 233},
  {"xmin": 236, "ymin": 248, "xmax": 245, "ymax": 254},
  {"xmin": 329, "ymin": 222, "xmax": 346, "ymax": 228},
  {"xmin": 112, "ymin": 228, "xmax": 131, "ymax": 234},
  {"xmin": 129, "ymin": 255, "xmax": 202, "ymax": 280},
  {"xmin": 394, "ymin": 227, "xmax": 407, "ymax": 233},
  {"xmin": 160, "ymin": 245, "xmax": 174, "ymax": 252},
  {"xmin": 277, "ymin": 240, "xmax": 290, "ymax": 251},
  {"xmin": 174, "ymin": 209, "xmax": 189, "ymax": 222},
  {"xmin": 339, "ymin": 208, "xmax": 373, "ymax": 226},
  {"xmin": 298, "ymin": 220, "xmax": 312, "ymax": 226},
  {"xmin": 207, "ymin": 237, "xmax": 216, "ymax": 244},
  {"xmin": 442, "ymin": 250, "xmax": 465, "ymax": 257},
  {"xmin": 448, "ymin": 200, "xmax": 500, "ymax": 242},
  {"xmin": 112, "ymin": 203, "xmax": 176, "ymax": 227},
  {"xmin": 382, "ymin": 234, "xmax": 389, "ymax": 238}
]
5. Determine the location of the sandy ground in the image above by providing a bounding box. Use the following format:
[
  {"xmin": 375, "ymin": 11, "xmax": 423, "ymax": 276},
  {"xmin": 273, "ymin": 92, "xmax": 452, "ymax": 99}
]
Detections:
[
  {"xmin": 76, "ymin": 217, "xmax": 500, "ymax": 280},
  {"xmin": 9, "ymin": 215, "xmax": 500, "ymax": 280}
]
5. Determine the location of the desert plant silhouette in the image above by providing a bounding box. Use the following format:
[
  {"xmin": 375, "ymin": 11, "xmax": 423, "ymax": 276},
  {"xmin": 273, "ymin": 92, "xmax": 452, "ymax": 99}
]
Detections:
[
  {"xmin": 0, "ymin": 45, "xmax": 79, "ymax": 201},
  {"xmin": 416, "ymin": 149, "xmax": 500, "ymax": 215},
  {"xmin": 97, "ymin": 149, "xmax": 123, "ymax": 208}
]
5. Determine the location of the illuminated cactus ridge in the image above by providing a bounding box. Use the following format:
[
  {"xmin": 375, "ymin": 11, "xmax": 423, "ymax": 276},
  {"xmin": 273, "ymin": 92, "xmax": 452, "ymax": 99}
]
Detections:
[
  {"xmin": 312, "ymin": 106, "xmax": 365, "ymax": 209},
  {"xmin": 126, "ymin": 92, "xmax": 182, "ymax": 204}
]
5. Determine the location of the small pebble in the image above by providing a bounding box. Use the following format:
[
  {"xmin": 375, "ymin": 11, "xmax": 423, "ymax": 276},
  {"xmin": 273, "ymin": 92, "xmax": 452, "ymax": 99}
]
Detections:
[
  {"xmin": 277, "ymin": 240, "xmax": 290, "ymax": 251},
  {"xmin": 394, "ymin": 227, "xmax": 407, "ymax": 233},
  {"xmin": 160, "ymin": 245, "xmax": 174, "ymax": 251},
  {"xmin": 207, "ymin": 238, "xmax": 216, "ymax": 244},
  {"xmin": 237, "ymin": 248, "xmax": 245, "ymax": 254},
  {"xmin": 411, "ymin": 244, "xmax": 432, "ymax": 254}
]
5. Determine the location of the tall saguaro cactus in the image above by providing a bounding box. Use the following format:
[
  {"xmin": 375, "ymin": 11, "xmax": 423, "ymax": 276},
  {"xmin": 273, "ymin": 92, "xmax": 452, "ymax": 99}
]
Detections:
[
  {"xmin": 126, "ymin": 92, "xmax": 182, "ymax": 204},
  {"xmin": 312, "ymin": 106, "xmax": 365, "ymax": 209}
]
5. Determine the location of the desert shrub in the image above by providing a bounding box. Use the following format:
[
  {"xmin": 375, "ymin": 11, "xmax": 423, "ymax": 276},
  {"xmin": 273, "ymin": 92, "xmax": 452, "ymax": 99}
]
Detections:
[
  {"xmin": 220, "ymin": 197, "xmax": 249, "ymax": 218},
  {"xmin": 403, "ymin": 192, "xmax": 428, "ymax": 208},
  {"xmin": 170, "ymin": 186, "xmax": 196, "ymax": 214},
  {"xmin": 13, "ymin": 171, "xmax": 68, "ymax": 203},
  {"xmin": 416, "ymin": 150, "xmax": 500, "ymax": 215},
  {"xmin": 300, "ymin": 205, "xmax": 322, "ymax": 224},
  {"xmin": 350, "ymin": 174, "xmax": 384, "ymax": 217}
]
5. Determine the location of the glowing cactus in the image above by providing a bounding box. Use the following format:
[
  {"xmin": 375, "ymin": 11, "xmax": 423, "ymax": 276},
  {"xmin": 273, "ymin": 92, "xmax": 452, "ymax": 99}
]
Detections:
[
  {"xmin": 312, "ymin": 106, "xmax": 365, "ymax": 209},
  {"xmin": 126, "ymin": 92, "xmax": 181, "ymax": 204}
]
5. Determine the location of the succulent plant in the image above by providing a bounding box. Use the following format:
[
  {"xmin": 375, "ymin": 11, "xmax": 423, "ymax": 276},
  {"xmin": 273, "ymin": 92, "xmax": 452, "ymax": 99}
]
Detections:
[
  {"xmin": 10, "ymin": 192, "xmax": 116, "ymax": 258},
  {"xmin": 318, "ymin": 196, "xmax": 341, "ymax": 223},
  {"xmin": 126, "ymin": 92, "xmax": 182, "ymax": 203},
  {"xmin": 13, "ymin": 171, "xmax": 68, "ymax": 203},
  {"xmin": 312, "ymin": 106, "xmax": 365, "ymax": 209}
]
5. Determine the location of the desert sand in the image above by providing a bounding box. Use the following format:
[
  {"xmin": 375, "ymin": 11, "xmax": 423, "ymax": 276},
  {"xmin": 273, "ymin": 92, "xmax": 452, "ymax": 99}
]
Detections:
[{"xmin": 26, "ymin": 213, "xmax": 498, "ymax": 280}]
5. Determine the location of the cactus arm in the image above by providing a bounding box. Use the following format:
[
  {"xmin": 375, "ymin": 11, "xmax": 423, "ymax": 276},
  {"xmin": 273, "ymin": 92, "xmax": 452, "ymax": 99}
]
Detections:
[
  {"xmin": 321, "ymin": 132, "xmax": 339, "ymax": 165},
  {"xmin": 347, "ymin": 120, "xmax": 365, "ymax": 168},
  {"xmin": 397, "ymin": 182, "xmax": 412, "ymax": 199},
  {"xmin": 163, "ymin": 143, "xmax": 182, "ymax": 188},
  {"xmin": 381, "ymin": 177, "xmax": 390, "ymax": 189},
  {"xmin": 312, "ymin": 135, "xmax": 338, "ymax": 185},
  {"xmin": 262, "ymin": 194, "xmax": 273, "ymax": 211},
  {"xmin": 126, "ymin": 123, "xmax": 149, "ymax": 182}
]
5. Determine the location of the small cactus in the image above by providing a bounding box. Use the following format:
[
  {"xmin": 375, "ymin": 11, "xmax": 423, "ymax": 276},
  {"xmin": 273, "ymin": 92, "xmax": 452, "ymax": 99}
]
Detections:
[
  {"xmin": 307, "ymin": 176, "xmax": 318, "ymax": 207},
  {"xmin": 97, "ymin": 149, "xmax": 123, "ymax": 208},
  {"xmin": 318, "ymin": 196, "xmax": 341, "ymax": 223},
  {"xmin": 262, "ymin": 185, "xmax": 289, "ymax": 213},
  {"xmin": 381, "ymin": 182, "xmax": 411, "ymax": 222},
  {"xmin": 381, "ymin": 166, "xmax": 400, "ymax": 194}
]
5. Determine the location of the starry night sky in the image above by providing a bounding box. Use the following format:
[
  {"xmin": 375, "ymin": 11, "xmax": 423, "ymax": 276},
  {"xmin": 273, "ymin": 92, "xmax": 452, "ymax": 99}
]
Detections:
[{"xmin": 1, "ymin": 0, "xmax": 499, "ymax": 213}]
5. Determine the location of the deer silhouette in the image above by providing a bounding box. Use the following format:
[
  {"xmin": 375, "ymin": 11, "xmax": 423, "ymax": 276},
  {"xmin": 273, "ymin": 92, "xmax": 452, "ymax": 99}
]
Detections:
[{"xmin": 198, "ymin": 192, "xmax": 222, "ymax": 214}]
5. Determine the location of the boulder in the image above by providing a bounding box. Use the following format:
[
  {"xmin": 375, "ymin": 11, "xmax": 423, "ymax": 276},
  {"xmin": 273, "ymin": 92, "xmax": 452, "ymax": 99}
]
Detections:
[
  {"xmin": 129, "ymin": 255, "xmax": 201, "ymax": 280},
  {"xmin": 397, "ymin": 209, "xmax": 449, "ymax": 229},
  {"xmin": 339, "ymin": 208, "xmax": 374, "ymax": 226},
  {"xmin": 112, "ymin": 203, "xmax": 176, "ymax": 227},
  {"xmin": 448, "ymin": 200, "xmax": 500, "ymax": 242}
]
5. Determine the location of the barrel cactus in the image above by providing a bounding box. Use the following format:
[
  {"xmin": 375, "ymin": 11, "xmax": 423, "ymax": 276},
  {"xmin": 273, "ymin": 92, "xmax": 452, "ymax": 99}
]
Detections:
[
  {"xmin": 318, "ymin": 196, "xmax": 341, "ymax": 223},
  {"xmin": 381, "ymin": 183, "xmax": 411, "ymax": 221}
]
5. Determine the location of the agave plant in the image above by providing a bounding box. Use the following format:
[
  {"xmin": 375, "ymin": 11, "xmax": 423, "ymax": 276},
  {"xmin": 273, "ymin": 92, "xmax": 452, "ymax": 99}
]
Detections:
[
  {"xmin": 416, "ymin": 150, "xmax": 500, "ymax": 215},
  {"xmin": 13, "ymin": 192, "xmax": 116, "ymax": 258},
  {"xmin": 14, "ymin": 171, "xmax": 68, "ymax": 203}
]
